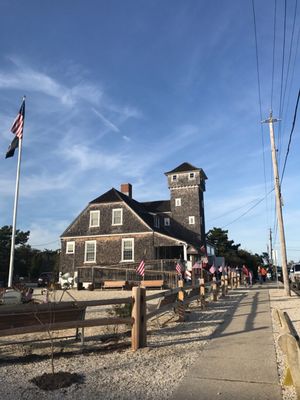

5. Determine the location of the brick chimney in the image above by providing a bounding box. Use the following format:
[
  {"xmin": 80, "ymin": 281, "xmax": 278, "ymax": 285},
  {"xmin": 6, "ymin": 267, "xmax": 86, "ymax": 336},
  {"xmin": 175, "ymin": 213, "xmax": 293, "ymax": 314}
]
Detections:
[{"xmin": 120, "ymin": 183, "xmax": 132, "ymax": 199}]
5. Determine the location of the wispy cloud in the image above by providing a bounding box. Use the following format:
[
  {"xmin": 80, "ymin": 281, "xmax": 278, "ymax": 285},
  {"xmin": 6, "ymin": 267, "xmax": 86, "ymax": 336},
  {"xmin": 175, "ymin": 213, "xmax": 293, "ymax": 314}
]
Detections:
[{"xmin": 92, "ymin": 107, "xmax": 120, "ymax": 132}]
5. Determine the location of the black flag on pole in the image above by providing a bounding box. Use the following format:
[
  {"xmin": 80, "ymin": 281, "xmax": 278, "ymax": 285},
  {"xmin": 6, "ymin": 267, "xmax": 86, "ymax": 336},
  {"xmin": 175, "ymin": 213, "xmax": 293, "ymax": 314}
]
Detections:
[{"xmin": 5, "ymin": 99, "xmax": 25, "ymax": 159}]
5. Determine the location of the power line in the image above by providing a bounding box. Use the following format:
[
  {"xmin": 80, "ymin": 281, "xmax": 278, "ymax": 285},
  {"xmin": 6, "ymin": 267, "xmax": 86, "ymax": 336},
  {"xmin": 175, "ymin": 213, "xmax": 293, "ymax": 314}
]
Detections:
[
  {"xmin": 277, "ymin": 0, "xmax": 287, "ymax": 168},
  {"xmin": 221, "ymin": 189, "xmax": 274, "ymax": 229},
  {"xmin": 209, "ymin": 197, "xmax": 261, "ymax": 222},
  {"xmin": 251, "ymin": 0, "xmax": 270, "ymax": 229},
  {"xmin": 30, "ymin": 239, "xmax": 60, "ymax": 248},
  {"xmin": 271, "ymin": 0, "xmax": 277, "ymax": 110},
  {"xmin": 280, "ymin": 89, "xmax": 300, "ymax": 183},
  {"xmin": 282, "ymin": 0, "xmax": 298, "ymax": 116}
]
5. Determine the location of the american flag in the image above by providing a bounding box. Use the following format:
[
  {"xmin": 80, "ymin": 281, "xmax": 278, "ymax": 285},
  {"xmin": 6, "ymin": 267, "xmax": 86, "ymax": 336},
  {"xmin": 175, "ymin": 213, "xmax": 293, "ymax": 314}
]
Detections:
[
  {"xmin": 242, "ymin": 265, "xmax": 249, "ymax": 276},
  {"xmin": 209, "ymin": 264, "xmax": 216, "ymax": 274},
  {"xmin": 200, "ymin": 245, "xmax": 206, "ymax": 255},
  {"xmin": 11, "ymin": 99, "xmax": 25, "ymax": 139},
  {"xmin": 136, "ymin": 258, "xmax": 145, "ymax": 277},
  {"xmin": 6, "ymin": 98, "xmax": 25, "ymax": 158},
  {"xmin": 175, "ymin": 262, "xmax": 182, "ymax": 276},
  {"xmin": 192, "ymin": 262, "xmax": 201, "ymax": 269}
]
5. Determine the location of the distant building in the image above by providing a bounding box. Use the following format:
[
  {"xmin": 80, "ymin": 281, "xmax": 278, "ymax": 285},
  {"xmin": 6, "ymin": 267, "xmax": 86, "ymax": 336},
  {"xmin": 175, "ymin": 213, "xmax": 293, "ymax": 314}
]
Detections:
[{"xmin": 60, "ymin": 162, "xmax": 208, "ymax": 275}]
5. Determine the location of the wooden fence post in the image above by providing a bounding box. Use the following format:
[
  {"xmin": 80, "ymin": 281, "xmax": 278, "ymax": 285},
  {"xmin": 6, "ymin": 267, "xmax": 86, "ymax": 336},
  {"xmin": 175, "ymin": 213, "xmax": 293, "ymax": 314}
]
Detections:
[
  {"xmin": 211, "ymin": 276, "xmax": 218, "ymax": 301},
  {"xmin": 191, "ymin": 268, "xmax": 196, "ymax": 288},
  {"xmin": 225, "ymin": 274, "xmax": 228, "ymax": 295},
  {"xmin": 131, "ymin": 286, "xmax": 147, "ymax": 351},
  {"xmin": 221, "ymin": 275, "xmax": 225, "ymax": 297},
  {"xmin": 177, "ymin": 280, "xmax": 185, "ymax": 322},
  {"xmin": 233, "ymin": 272, "xmax": 237, "ymax": 289},
  {"xmin": 199, "ymin": 277, "xmax": 206, "ymax": 309},
  {"xmin": 237, "ymin": 273, "xmax": 240, "ymax": 288},
  {"xmin": 230, "ymin": 271, "xmax": 234, "ymax": 289}
]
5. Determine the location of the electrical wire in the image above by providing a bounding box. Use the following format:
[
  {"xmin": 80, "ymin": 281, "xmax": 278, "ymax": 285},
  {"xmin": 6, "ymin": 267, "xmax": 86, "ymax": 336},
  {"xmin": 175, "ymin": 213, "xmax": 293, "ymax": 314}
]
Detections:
[
  {"xmin": 251, "ymin": 0, "xmax": 270, "ymax": 229},
  {"xmin": 282, "ymin": 0, "xmax": 298, "ymax": 116},
  {"xmin": 209, "ymin": 197, "xmax": 261, "ymax": 222},
  {"xmin": 277, "ymin": 0, "xmax": 287, "ymax": 168},
  {"xmin": 30, "ymin": 239, "xmax": 60, "ymax": 247},
  {"xmin": 271, "ymin": 0, "xmax": 277, "ymax": 111},
  {"xmin": 221, "ymin": 188, "xmax": 274, "ymax": 229},
  {"xmin": 280, "ymin": 89, "xmax": 300, "ymax": 183}
]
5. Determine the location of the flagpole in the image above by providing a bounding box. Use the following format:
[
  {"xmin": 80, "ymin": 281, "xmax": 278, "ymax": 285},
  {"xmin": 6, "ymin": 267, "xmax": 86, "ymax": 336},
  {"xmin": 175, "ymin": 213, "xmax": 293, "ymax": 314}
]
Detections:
[{"xmin": 7, "ymin": 98, "xmax": 25, "ymax": 288}]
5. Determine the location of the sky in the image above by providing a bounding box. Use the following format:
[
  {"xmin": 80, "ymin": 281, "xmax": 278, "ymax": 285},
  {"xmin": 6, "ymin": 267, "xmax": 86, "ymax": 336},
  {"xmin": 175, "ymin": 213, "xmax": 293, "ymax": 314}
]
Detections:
[{"xmin": 0, "ymin": 0, "xmax": 299, "ymax": 263}]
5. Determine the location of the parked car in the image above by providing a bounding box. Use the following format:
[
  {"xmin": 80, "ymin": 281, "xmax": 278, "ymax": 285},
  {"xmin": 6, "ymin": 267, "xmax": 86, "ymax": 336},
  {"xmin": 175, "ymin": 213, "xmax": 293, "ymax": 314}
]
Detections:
[
  {"xmin": 37, "ymin": 272, "xmax": 54, "ymax": 287},
  {"xmin": 289, "ymin": 264, "xmax": 300, "ymax": 289}
]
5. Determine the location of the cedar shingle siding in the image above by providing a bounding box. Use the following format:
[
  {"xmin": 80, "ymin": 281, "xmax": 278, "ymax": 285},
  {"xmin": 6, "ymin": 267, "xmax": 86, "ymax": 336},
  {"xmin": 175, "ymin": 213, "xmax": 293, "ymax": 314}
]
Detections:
[{"xmin": 60, "ymin": 162, "xmax": 207, "ymax": 275}]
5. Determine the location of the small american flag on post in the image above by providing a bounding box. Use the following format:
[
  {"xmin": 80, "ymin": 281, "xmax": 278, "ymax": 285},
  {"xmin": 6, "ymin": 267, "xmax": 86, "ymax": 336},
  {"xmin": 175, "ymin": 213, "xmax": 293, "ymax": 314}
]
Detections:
[
  {"xmin": 136, "ymin": 258, "xmax": 145, "ymax": 277},
  {"xmin": 209, "ymin": 264, "xmax": 216, "ymax": 274},
  {"xmin": 6, "ymin": 98, "xmax": 25, "ymax": 158},
  {"xmin": 175, "ymin": 261, "xmax": 182, "ymax": 276}
]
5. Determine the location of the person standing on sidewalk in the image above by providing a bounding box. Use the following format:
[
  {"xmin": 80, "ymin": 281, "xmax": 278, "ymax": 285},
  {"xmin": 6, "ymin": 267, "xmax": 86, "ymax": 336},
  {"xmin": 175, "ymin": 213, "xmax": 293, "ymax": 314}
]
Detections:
[{"xmin": 257, "ymin": 265, "xmax": 262, "ymax": 284}]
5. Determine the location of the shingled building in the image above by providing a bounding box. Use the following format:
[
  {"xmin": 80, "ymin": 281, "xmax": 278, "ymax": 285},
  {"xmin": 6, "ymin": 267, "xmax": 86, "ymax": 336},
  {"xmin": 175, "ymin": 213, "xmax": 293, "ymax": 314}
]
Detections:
[{"xmin": 60, "ymin": 162, "xmax": 208, "ymax": 275}]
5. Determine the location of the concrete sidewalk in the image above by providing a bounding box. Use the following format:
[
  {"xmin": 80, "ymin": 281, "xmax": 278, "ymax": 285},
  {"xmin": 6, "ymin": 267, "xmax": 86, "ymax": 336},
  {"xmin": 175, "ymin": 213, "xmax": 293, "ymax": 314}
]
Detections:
[{"xmin": 172, "ymin": 284, "xmax": 282, "ymax": 400}]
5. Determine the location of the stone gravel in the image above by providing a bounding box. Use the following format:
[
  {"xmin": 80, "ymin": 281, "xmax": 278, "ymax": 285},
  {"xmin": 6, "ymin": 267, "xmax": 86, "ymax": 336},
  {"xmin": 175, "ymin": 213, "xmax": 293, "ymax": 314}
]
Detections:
[{"xmin": 0, "ymin": 288, "xmax": 244, "ymax": 400}]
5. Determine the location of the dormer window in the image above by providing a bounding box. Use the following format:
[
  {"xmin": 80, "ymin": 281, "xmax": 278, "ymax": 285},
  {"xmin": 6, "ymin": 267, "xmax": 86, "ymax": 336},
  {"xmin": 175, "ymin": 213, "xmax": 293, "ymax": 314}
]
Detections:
[
  {"xmin": 90, "ymin": 210, "xmax": 100, "ymax": 227},
  {"xmin": 189, "ymin": 216, "xmax": 195, "ymax": 225},
  {"xmin": 172, "ymin": 175, "xmax": 177, "ymax": 182},
  {"xmin": 112, "ymin": 208, "xmax": 123, "ymax": 225},
  {"xmin": 164, "ymin": 217, "xmax": 170, "ymax": 226},
  {"xmin": 154, "ymin": 216, "xmax": 160, "ymax": 228},
  {"xmin": 189, "ymin": 172, "xmax": 195, "ymax": 180}
]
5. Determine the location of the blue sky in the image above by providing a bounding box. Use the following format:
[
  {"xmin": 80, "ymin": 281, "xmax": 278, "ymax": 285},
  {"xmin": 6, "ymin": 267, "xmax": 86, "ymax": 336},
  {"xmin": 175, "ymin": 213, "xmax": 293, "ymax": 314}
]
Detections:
[{"xmin": 0, "ymin": 0, "xmax": 299, "ymax": 263}]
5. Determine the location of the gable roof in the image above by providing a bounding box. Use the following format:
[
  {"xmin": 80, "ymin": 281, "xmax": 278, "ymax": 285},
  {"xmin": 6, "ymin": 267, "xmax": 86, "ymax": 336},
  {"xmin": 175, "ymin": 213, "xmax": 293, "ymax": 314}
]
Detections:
[
  {"xmin": 90, "ymin": 188, "xmax": 154, "ymax": 227},
  {"xmin": 141, "ymin": 200, "xmax": 171, "ymax": 213},
  {"xmin": 165, "ymin": 162, "xmax": 207, "ymax": 179},
  {"xmin": 90, "ymin": 188, "xmax": 190, "ymax": 243}
]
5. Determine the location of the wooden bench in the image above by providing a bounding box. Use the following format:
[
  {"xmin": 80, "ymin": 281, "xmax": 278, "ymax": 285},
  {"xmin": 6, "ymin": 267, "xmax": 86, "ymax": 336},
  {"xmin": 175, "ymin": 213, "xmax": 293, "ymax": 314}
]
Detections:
[
  {"xmin": 140, "ymin": 280, "xmax": 165, "ymax": 289},
  {"xmin": 102, "ymin": 280, "xmax": 128, "ymax": 290},
  {"xmin": 0, "ymin": 301, "xmax": 86, "ymax": 344}
]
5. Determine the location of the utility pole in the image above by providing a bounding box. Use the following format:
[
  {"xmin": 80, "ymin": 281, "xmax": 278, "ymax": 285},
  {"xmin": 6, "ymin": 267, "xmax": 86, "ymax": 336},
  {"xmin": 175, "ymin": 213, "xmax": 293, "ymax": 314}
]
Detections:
[
  {"xmin": 262, "ymin": 112, "xmax": 290, "ymax": 296},
  {"xmin": 269, "ymin": 228, "xmax": 273, "ymax": 267}
]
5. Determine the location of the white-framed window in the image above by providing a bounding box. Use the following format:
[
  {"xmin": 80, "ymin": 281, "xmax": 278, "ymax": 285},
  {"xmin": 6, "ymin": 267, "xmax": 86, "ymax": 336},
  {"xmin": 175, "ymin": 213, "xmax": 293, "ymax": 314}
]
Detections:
[
  {"xmin": 154, "ymin": 215, "xmax": 160, "ymax": 228},
  {"xmin": 84, "ymin": 240, "xmax": 96, "ymax": 263},
  {"xmin": 188, "ymin": 172, "xmax": 195, "ymax": 180},
  {"xmin": 189, "ymin": 216, "xmax": 195, "ymax": 225},
  {"xmin": 66, "ymin": 241, "xmax": 75, "ymax": 254},
  {"xmin": 175, "ymin": 198, "xmax": 181, "ymax": 207},
  {"xmin": 122, "ymin": 238, "xmax": 134, "ymax": 262},
  {"xmin": 172, "ymin": 174, "xmax": 177, "ymax": 182},
  {"xmin": 89, "ymin": 210, "xmax": 100, "ymax": 227},
  {"xmin": 164, "ymin": 217, "xmax": 170, "ymax": 226},
  {"xmin": 112, "ymin": 208, "xmax": 123, "ymax": 225}
]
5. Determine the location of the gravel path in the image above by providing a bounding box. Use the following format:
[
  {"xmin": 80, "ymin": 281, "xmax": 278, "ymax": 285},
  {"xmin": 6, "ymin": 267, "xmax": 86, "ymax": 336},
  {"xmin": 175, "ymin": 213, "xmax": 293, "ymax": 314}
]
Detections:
[
  {"xmin": 1, "ymin": 285, "xmax": 299, "ymax": 400},
  {"xmin": 0, "ymin": 288, "xmax": 244, "ymax": 400}
]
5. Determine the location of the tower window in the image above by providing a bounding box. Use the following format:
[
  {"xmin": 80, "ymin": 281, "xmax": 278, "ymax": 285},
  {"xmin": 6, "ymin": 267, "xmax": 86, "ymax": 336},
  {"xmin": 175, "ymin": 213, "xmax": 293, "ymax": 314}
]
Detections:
[
  {"xmin": 189, "ymin": 216, "xmax": 195, "ymax": 225},
  {"xmin": 172, "ymin": 175, "xmax": 177, "ymax": 182},
  {"xmin": 189, "ymin": 172, "xmax": 195, "ymax": 180},
  {"xmin": 175, "ymin": 198, "xmax": 181, "ymax": 207},
  {"xmin": 164, "ymin": 217, "xmax": 170, "ymax": 226}
]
